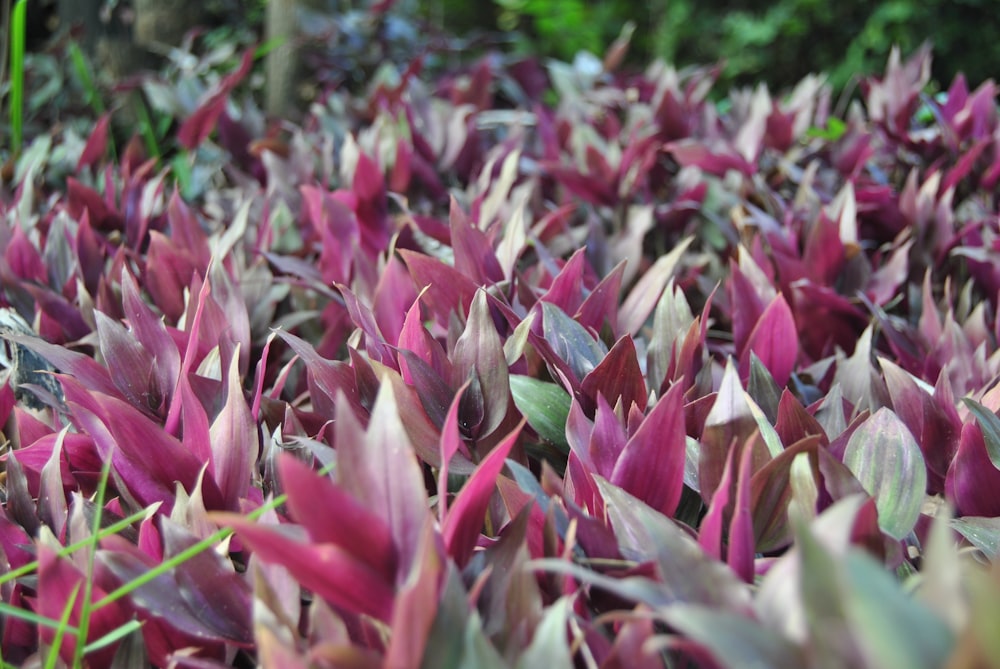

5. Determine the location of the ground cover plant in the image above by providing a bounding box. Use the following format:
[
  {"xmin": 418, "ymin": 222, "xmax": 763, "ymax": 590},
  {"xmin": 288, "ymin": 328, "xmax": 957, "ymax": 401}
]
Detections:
[{"xmin": 3, "ymin": 8, "xmax": 1000, "ymax": 667}]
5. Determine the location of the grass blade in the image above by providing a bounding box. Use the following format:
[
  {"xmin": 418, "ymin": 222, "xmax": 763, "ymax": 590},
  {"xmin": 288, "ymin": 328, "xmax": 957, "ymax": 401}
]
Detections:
[
  {"xmin": 44, "ymin": 582, "xmax": 81, "ymax": 669},
  {"xmin": 9, "ymin": 0, "xmax": 26, "ymax": 155}
]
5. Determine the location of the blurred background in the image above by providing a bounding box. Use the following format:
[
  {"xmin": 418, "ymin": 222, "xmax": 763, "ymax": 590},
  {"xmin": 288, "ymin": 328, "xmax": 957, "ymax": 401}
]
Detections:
[{"xmin": 9, "ymin": 0, "xmax": 1000, "ymax": 96}]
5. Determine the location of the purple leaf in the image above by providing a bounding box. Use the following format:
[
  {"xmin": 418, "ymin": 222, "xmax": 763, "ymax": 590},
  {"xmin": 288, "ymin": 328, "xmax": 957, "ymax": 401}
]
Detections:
[
  {"xmin": 540, "ymin": 248, "xmax": 588, "ymax": 317},
  {"xmin": 739, "ymin": 293, "xmax": 798, "ymax": 387},
  {"xmin": 385, "ymin": 517, "xmax": 443, "ymax": 669},
  {"xmin": 336, "ymin": 382, "xmax": 429, "ymax": 584},
  {"xmin": 220, "ymin": 515, "xmax": 395, "ymax": 621},
  {"xmin": 443, "ymin": 421, "xmax": 520, "ymax": 565},
  {"xmin": 610, "ymin": 382, "xmax": 686, "ymax": 518},
  {"xmin": 727, "ymin": 438, "xmax": 756, "ymax": 583},
  {"xmin": 399, "ymin": 249, "xmax": 479, "ymax": 328},
  {"xmin": 774, "ymin": 389, "xmax": 828, "ymax": 448},
  {"xmin": 38, "ymin": 546, "xmax": 129, "ymax": 667},
  {"xmin": 76, "ymin": 112, "xmax": 111, "ymax": 171},
  {"xmin": 449, "ymin": 197, "xmax": 504, "ymax": 285},
  {"xmin": 581, "ymin": 335, "xmax": 647, "ymax": 416},
  {"xmin": 576, "ymin": 260, "xmax": 625, "ymax": 337},
  {"xmin": 279, "ymin": 454, "xmax": 398, "ymax": 580},
  {"xmin": 699, "ymin": 445, "xmax": 735, "ymax": 561},
  {"xmin": 586, "ymin": 393, "xmax": 627, "ymax": 478},
  {"xmin": 95, "ymin": 310, "xmax": 160, "ymax": 414},
  {"xmin": 946, "ymin": 421, "xmax": 1000, "ymax": 517},
  {"xmin": 208, "ymin": 345, "xmax": 258, "ymax": 508},
  {"xmin": 62, "ymin": 377, "xmax": 225, "ymax": 511},
  {"xmin": 178, "ymin": 49, "xmax": 255, "ymax": 149},
  {"xmin": 451, "ymin": 290, "xmax": 510, "ymax": 439},
  {"xmin": 122, "ymin": 270, "xmax": 181, "ymax": 409}
]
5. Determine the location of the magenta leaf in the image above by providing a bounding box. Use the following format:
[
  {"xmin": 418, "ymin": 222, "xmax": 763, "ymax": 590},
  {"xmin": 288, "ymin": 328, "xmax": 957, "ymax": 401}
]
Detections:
[
  {"xmin": 581, "ymin": 335, "xmax": 647, "ymax": 416},
  {"xmin": 449, "ymin": 197, "xmax": 504, "ymax": 285},
  {"xmin": 220, "ymin": 515, "xmax": 395, "ymax": 621},
  {"xmin": 62, "ymin": 377, "xmax": 225, "ymax": 511},
  {"xmin": 727, "ymin": 438, "xmax": 756, "ymax": 583},
  {"xmin": 208, "ymin": 345, "xmax": 258, "ymax": 508},
  {"xmin": 443, "ymin": 421, "xmax": 521, "ymax": 565},
  {"xmin": 335, "ymin": 382, "xmax": 429, "ymax": 583},
  {"xmin": 451, "ymin": 290, "xmax": 510, "ymax": 439},
  {"xmin": 278, "ymin": 454, "xmax": 398, "ymax": 579},
  {"xmin": 178, "ymin": 48, "xmax": 256, "ymax": 149},
  {"xmin": 76, "ymin": 112, "xmax": 111, "ymax": 171},
  {"xmin": 739, "ymin": 293, "xmax": 798, "ymax": 387},
  {"xmin": 384, "ymin": 517, "xmax": 443, "ymax": 669},
  {"xmin": 399, "ymin": 249, "xmax": 479, "ymax": 328},
  {"xmin": 946, "ymin": 421, "xmax": 1000, "ymax": 517},
  {"xmin": 610, "ymin": 382, "xmax": 686, "ymax": 518},
  {"xmin": 540, "ymin": 248, "xmax": 587, "ymax": 316},
  {"xmin": 38, "ymin": 546, "xmax": 129, "ymax": 667}
]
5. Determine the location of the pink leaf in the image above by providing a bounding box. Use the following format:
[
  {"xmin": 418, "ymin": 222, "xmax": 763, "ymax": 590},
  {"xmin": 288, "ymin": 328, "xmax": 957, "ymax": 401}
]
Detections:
[
  {"xmin": 727, "ymin": 438, "xmax": 756, "ymax": 583},
  {"xmin": 611, "ymin": 382, "xmax": 686, "ymax": 518},
  {"xmin": 76, "ymin": 112, "xmax": 111, "ymax": 171},
  {"xmin": 38, "ymin": 546, "xmax": 129, "ymax": 667},
  {"xmin": 739, "ymin": 293, "xmax": 798, "ymax": 387},
  {"xmin": 336, "ymin": 383, "xmax": 429, "ymax": 584},
  {"xmin": 220, "ymin": 515, "xmax": 395, "ymax": 621},
  {"xmin": 278, "ymin": 455, "xmax": 398, "ymax": 580},
  {"xmin": 443, "ymin": 421, "xmax": 521, "ymax": 565},
  {"xmin": 581, "ymin": 335, "xmax": 647, "ymax": 416},
  {"xmin": 449, "ymin": 197, "xmax": 504, "ymax": 285},
  {"xmin": 209, "ymin": 345, "xmax": 258, "ymax": 508},
  {"xmin": 946, "ymin": 421, "xmax": 1000, "ymax": 517},
  {"xmin": 385, "ymin": 517, "xmax": 443, "ymax": 669},
  {"xmin": 698, "ymin": 445, "xmax": 735, "ymax": 560},
  {"xmin": 399, "ymin": 249, "xmax": 479, "ymax": 328},
  {"xmin": 178, "ymin": 49, "xmax": 255, "ymax": 149}
]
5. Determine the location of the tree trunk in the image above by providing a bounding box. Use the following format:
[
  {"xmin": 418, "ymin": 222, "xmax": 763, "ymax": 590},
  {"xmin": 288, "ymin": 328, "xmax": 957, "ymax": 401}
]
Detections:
[{"xmin": 266, "ymin": 0, "xmax": 333, "ymax": 118}]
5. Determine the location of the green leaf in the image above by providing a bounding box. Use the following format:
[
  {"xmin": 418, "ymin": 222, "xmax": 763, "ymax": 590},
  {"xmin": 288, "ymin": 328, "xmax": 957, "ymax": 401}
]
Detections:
[
  {"xmin": 657, "ymin": 605, "xmax": 805, "ymax": 669},
  {"xmin": 541, "ymin": 302, "xmax": 606, "ymax": 383},
  {"xmin": 805, "ymin": 117, "xmax": 846, "ymax": 141},
  {"xmin": 842, "ymin": 407, "xmax": 927, "ymax": 540},
  {"xmin": 516, "ymin": 597, "xmax": 574, "ymax": 669},
  {"xmin": 509, "ymin": 375, "xmax": 571, "ymax": 451},
  {"xmin": 962, "ymin": 399, "xmax": 1000, "ymax": 470},
  {"xmin": 843, "ymin": 551, "xmax": 954, "ymax": 669},
  {"xmin": 950, "ymin": 516, "xmax": 1000, "ymax": 559}
]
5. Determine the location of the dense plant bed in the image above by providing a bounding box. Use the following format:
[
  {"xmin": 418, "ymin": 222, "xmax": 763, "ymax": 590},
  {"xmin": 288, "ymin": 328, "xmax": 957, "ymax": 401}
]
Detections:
[{"xmin": 2, "ymin": 30, "xmax": 1000, "ymax": 667}]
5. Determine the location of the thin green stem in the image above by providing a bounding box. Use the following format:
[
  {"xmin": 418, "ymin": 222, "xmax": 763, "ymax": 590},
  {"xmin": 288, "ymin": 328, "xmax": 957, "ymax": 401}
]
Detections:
[
  {"xmin": 43, "ymin": 582, "xmax": 81, "ymax": 669},
  {"xmin": 9, "ymin": 0, "xmax": 27, "ymax": 155},
  {"xmin": 72, "ymin": 458, "xmax": 113, "ymax": 667},
  {"xmin": 0, "ymin": 507, "xmax": 156, "ymax": 588}
]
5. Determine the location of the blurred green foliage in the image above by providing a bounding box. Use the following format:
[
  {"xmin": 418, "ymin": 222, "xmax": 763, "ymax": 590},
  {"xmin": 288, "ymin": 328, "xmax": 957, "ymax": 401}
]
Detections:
[{"xmin": 432, "ymin": 0, "xmax": 999, "ymax": 92}]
